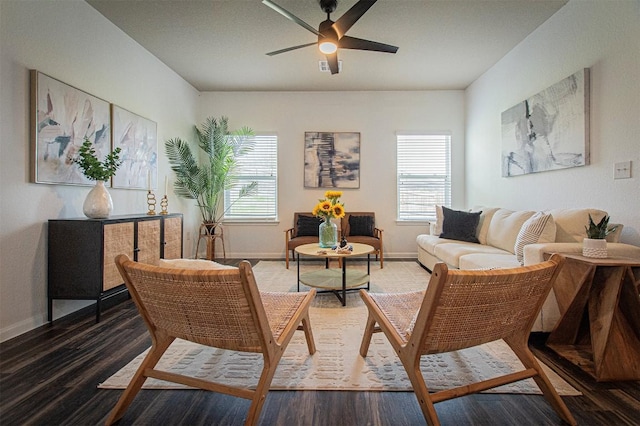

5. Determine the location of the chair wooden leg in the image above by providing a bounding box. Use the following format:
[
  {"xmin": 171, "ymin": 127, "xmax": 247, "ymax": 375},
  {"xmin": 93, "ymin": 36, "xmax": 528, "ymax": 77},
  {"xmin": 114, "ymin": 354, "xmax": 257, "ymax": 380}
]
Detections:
[
  {"xmin": 105, "ymin": 335, "xmax": 175, "ymax": 425},
  {"xmin": 505, "ymin": 337, "xmax": 577, "ymax": 426},
  {"xmin": 300, "ymin": 315, "xmax": 316, "ymax": 354},
  {"xmin": 401, "ymin": 355, "xmax": 441, "ymax": 426},
  {"xmin": 359, "ymin": 312, "xmax": 377, "ymax": 357},
  {"xmin": 245, "ymin": 357, "xmax": 282, "ymax": 426},
  {"xmin": 379, "ymin": 247, "xmax": 384, "ymax": 269}
]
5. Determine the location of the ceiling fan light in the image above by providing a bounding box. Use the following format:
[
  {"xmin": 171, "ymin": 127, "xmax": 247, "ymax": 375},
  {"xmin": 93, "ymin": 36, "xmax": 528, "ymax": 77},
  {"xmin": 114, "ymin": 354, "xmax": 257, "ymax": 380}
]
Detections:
[{"xmin": 319, "ymin": 41, "xmax": 337, "ymax": 54}]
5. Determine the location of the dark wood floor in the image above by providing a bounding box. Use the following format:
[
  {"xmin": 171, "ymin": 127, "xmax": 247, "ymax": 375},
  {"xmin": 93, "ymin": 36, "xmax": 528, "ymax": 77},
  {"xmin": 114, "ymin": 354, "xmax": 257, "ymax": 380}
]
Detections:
[{"xmin": 2, "ymin": 259, "xmax": 639, "ymax": 425}]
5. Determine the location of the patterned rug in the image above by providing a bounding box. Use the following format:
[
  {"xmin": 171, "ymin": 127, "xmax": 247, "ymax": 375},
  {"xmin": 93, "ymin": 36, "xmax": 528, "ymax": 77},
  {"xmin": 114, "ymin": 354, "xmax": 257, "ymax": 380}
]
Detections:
[{"xmin": 99, "ymin": 260, "xmax": 579, "ymax": 395}]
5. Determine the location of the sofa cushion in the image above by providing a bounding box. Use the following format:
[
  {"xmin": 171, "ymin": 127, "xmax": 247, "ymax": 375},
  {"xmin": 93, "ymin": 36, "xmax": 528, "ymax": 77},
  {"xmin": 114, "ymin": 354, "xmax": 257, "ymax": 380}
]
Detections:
[
  {"xmin": 514, "ymin": 211, "xmax": 554, "ymax": 265},
  {"xmin": 433, "ymin": 205, "xmax": 444, "ymax": 235},
  {"xmin": 546, "ymin": 208, "xmax": 613, "ymax": 242},
  {"xmin": 434, "ymin": 242, "xmax": 510, "ymax": 268},
  {"xmin": 348, "ymin": 215, "xmax": 375, "ymax": 237},
  {"xmin": 458, "ymin": 253, "xmax": 521, "ymax": 270},
  {"xmin": 471, "ymin": 206, "xmax": 500, "ymax": 245},
  {"xmin": 486, "ymin": 209, "xmax": 535, "ymax": 254},
  {"xmin": 416, "ymin": 234, "xmax": 459, "ymax": 254},
  {"xmin": 439, "ymin": 206, "xmax": 481, "ymax": 243},
  {"xmin": 296, "ymin": 215, "xmax": 323, "ymax": 237},
  {"xmin": 159, "ymin": 258, "xmax": 237, "ymax": 270}
]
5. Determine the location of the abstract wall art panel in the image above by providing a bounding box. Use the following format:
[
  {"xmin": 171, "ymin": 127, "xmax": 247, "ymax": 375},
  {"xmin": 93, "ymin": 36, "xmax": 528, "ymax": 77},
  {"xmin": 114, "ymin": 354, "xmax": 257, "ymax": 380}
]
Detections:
[
  {"xmin": 30, "ymin": 70, "xmax": 111, "ymax": 185},
  {"xmin": 304, "ymin": 132, "xmax": 360, "ymax": 188},
  {"xmin": 501, "ymin": 68, "xmax": 590, "ymax": 177},
  {"xmin": 111, "ymin": 105, "xmax": 158, "ymax": 190}
]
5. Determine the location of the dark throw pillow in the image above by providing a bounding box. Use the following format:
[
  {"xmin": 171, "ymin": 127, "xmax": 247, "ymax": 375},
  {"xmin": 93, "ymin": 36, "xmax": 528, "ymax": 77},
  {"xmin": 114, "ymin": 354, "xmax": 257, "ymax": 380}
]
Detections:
[
  {"xmin": 439, "ymin": 207, "xmax": 481, "ymax": 243},
  {"xmin": 296, "ymin": 215, "xmax": 323, "ymax": 237},
  {"xmin": 349, "ymin": 215, "xmax": 375, "ymax": 237}
]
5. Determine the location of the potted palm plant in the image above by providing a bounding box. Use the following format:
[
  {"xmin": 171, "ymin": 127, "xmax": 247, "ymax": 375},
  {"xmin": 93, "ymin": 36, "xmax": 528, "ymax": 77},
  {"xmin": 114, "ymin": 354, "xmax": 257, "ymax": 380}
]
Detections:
[
  {"xmin": 165, "ymin": 117, "xmax": 257, "ymax": 258},
  {"xmin": 583, "ymin": 214, "xmax": 618, "ymax": 258},
  {"xmin": 75, "ymin": 138, "xmax": 122, "ymax": 218}
]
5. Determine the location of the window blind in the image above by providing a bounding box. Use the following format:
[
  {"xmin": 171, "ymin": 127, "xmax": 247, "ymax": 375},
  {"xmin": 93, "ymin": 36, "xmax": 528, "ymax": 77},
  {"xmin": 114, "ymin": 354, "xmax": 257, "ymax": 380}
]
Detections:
[
  {"xmin": 224, "ymin": 134, "xmax": 278, "ymax": 220},
  {"xmin": 396, "ymin": 133, "xmax": 451, "ymax": 221}
]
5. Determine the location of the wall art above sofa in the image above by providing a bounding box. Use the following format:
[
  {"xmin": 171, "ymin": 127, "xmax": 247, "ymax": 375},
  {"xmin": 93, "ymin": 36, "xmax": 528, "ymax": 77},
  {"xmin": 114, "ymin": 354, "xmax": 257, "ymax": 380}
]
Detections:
[{"xmin": 501, "ymin": 68, "xmax": 590, "ymax": 177}]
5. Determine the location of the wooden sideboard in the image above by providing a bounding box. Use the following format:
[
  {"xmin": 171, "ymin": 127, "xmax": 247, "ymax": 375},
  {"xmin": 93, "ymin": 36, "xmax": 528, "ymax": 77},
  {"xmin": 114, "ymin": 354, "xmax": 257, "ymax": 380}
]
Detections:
[
  {"xmin": 48, "ymin": 213, "xmax": 183, "ymax": 322},
  {"xmin": 546, "ymin": 254, "xmax": 640, "ymax": 381}
]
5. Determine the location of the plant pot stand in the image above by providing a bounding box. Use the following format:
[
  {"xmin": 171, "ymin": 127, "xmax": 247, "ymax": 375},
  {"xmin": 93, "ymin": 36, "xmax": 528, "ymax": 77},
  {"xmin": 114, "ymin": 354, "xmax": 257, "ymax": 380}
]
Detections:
[{"xmin": 196, "ymin": 223, "xmax": 226, "ymax": 261}]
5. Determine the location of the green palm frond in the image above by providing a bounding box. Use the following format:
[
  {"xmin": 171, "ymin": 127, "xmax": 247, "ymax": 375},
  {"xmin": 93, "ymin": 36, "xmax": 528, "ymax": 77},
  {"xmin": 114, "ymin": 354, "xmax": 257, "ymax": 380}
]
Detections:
[{"xmin": 165, "ymin": 117, "xmax": 256, "ymax": 224}]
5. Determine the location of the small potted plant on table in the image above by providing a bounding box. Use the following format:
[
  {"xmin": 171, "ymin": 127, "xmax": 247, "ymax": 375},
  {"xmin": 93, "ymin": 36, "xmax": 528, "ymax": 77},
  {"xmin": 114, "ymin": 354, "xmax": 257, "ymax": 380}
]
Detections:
[{"xmin": 583, "ymin": 214, "xmax": 618, "ymax": 258}]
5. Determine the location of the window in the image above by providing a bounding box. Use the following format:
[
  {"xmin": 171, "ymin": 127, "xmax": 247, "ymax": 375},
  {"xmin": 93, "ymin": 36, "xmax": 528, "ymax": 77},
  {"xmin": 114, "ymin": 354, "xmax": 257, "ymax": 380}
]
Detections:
[
  {"xmin": 396, "ymin": 133, "xmax": 451, "ymax": 221},
  {"xmin": 224, "ymin": 133, "xmax": 277, "ymax": 220}
]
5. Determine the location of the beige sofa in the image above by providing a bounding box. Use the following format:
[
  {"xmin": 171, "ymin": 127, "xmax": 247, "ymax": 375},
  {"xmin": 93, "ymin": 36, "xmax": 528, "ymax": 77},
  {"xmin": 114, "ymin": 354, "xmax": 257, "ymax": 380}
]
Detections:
[{"xmin": 416, "ymin": 207, "xmax": 640, "ymax": 331}]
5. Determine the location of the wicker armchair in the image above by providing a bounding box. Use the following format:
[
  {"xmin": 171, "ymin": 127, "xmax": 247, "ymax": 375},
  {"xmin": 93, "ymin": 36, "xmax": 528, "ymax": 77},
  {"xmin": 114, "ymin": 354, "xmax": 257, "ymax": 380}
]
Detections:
[
  {"xmin": 359, "ymin": 254, "xmax": 576, "ymax": 426},
  {"xmin": 106, "ymin": 255, "xmax": 317, "ymax": 426}
]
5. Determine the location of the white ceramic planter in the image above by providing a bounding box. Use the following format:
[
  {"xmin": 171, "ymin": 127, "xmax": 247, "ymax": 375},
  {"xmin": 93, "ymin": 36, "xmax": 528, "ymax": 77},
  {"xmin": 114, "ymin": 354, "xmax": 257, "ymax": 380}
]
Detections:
[
  {"xmin": 83, "ymin": 181, "xmax": 113, "ymax": 219},
  {"xmin": 583, "ymin": 238, "xmax": 607, "ymax": 258}
]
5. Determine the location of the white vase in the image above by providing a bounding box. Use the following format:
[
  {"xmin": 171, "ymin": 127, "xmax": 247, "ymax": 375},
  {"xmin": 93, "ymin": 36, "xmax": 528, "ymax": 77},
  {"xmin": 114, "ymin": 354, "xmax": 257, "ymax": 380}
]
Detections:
[
  {"xmin": 83, "ymin": 181, "xmax": 113, "ymax": 219},
  {"xmin": 583, "ymin": 238, "xmax": 607, "ymax": 258}
]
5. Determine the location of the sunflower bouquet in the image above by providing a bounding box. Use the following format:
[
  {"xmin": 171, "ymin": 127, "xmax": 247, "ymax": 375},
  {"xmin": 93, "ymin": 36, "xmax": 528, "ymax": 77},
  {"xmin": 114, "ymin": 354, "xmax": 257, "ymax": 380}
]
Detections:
[
  {"xmin": 312, "ymin": 190, "xmax": 345, "ymax": 248},
  {"xmin": 312, "ymin": 190, "xmax": 346, "ymax": 221}
]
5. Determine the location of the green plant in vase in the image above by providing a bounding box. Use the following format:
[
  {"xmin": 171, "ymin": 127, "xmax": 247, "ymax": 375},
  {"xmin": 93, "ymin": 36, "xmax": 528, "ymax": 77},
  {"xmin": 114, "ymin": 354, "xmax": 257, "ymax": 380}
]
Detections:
[
  {"xmin": 74, "ymin": 138, "xmax": 122, "ymax": 219},
  {"xmin": 165, "ymin": 117, "xmax": 257, "ymax": 258}
]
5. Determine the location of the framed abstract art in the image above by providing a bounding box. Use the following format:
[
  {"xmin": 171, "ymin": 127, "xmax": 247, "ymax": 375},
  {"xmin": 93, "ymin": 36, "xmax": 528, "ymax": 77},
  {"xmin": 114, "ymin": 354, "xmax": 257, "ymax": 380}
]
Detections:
[
  {"xmin": 501, "ymin": 68, "xmax": 590, "ymax": 177},
  {"xmin": 30, "ymin": 70, "xmax": 111, "ymax": 185},
  {"xmin": 110, "ymin": 105, "xmax": 158, "ymax": 190},
  {"xmin": 304, "ymin": 131, "xmax": 360, "ymax": 188}
]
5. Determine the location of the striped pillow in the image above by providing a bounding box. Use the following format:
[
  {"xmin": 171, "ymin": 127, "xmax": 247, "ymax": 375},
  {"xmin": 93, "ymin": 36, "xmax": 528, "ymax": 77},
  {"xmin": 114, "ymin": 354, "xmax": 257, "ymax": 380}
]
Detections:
[{"xmin": 514, "ymin": 212, "xmax": 552, "ymax": 265}]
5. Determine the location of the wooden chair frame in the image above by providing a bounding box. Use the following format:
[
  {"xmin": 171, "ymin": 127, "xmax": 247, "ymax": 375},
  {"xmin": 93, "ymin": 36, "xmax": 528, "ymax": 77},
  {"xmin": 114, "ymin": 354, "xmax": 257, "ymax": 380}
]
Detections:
[
  {"xmin": 106, "ymin": 255, "xmax": 316, "ymax": 426},
  {"xmin": 359, "ymin": 254, "xmax": 576, "ymax": 426}
]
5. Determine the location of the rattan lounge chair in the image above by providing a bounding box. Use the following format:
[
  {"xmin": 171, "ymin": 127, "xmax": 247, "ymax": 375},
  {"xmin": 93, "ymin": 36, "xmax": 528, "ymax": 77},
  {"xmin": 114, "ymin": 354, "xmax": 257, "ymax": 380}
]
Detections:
[
  {"xmin": 358, "ymin": 254, "xmax": 576, "ymax": 426},
  {"xmin": 105, "ymin": 255, "xmax": 316, "ymax": 426}
]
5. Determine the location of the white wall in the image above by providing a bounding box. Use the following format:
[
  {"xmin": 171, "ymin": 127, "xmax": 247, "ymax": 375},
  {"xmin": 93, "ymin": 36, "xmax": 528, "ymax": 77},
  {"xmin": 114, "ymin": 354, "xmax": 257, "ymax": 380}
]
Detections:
[
  {"xmin": 466, "ymin": 0, "xmax": 640, "ymax": 246},
  {"xmin": 197, "ymin": 91, "xmax": 465, "ymax": 259},
  {"xmin": 0, "ymin": 0, "xmax": 200, "ymax": 341}
]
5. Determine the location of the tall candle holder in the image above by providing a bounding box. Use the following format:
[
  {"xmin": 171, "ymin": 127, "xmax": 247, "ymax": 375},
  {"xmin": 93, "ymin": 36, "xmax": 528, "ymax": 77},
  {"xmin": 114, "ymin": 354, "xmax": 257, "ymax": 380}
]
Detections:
[
  {"xmin": 146, "ymin": 190, "xmax": 157, "ymax": 215},
  {"xmin": 160, "ymin": 195, "xmax": 169, "ymax": 215}
]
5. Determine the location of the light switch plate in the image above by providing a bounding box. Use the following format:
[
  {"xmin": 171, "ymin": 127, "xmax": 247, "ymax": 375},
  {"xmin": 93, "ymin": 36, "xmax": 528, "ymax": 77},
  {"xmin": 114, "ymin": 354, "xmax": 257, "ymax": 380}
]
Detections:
[{"xmin": 614, "ymin": 161, "xmax": 631, "ymax": 179}]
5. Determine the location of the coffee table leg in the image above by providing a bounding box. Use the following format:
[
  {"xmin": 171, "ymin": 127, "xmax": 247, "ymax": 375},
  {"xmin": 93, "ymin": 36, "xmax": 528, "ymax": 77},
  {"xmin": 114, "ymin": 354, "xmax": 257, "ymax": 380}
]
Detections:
[
  {"xmin": 297, "ymin": 252, "xmax": 300, "ymax": 292},
  {"xmin": 341, "ymin": 257, "xmax": 347, "ymax": 306}
]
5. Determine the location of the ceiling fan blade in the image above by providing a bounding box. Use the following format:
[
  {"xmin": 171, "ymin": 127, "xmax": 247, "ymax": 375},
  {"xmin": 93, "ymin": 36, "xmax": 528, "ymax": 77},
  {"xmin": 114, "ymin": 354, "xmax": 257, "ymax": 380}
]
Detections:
[
  {"xmin": 326, "ymin": 52, "xmax": 339, "ymax": 75},
  {"xmin": 266, "ymin": 42, "xmax": 316, "ymax": 56},
  {"xmin": 262, "ymin": 0, "xmax": 324, "ymax": 37},
  {"xmin": 339, "ymin": 35, "xmax": 398, "ymax": 53},
  {"xmin": 332, "ymin": 0, "xmax": 377, "ymax": 39}
]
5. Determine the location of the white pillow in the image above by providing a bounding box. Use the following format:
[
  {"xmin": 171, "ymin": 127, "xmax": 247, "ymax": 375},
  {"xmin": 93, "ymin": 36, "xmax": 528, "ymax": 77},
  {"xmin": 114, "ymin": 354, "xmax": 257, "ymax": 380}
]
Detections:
[
  {"xmin": 433, "ymin": 205, "xmax": 444, "ymax": 235},
  {"xmin": 158, "ymin": 258, "xmax": 237, "ymax": 270},
  {"xmin": 514, "ymin": 212, "xmax": 553, "ymax": 265}
]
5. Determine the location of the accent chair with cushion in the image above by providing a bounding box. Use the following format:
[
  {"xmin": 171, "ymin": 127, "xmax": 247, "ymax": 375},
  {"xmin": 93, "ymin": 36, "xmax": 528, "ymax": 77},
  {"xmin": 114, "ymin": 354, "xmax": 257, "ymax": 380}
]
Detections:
[
  {"xmin": 359, "ymin": 254, "xmax": 576, "ymax": 426},
  {"xmin": 341, "ymin": 212, "xmax": 384, "ymax": 268},
  {"xmin": 106, "ymin": 255, "xmax": 317, "ymax": 426},
  {"xmin": 284, "ymin": 212, "xmax": 324, "ymax": 269}
]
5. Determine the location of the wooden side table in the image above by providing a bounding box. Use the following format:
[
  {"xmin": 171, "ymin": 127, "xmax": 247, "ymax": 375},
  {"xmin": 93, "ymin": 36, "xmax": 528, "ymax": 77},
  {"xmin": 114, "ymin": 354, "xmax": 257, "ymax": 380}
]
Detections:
[{"xmin": 546, "ymin": 254, "xmax": 640, "ymax": 381}]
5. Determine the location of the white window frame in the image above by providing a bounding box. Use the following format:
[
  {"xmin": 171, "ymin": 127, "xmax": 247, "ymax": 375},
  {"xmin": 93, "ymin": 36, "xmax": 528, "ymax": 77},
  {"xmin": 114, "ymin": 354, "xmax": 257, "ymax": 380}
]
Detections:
[
  {"xmin": 396, "ymin": 132, "xmax": 451, "ymax": 222},
  {"xmin": 223, "ymin": 133, "xmax": 278, "ymax": 221}
]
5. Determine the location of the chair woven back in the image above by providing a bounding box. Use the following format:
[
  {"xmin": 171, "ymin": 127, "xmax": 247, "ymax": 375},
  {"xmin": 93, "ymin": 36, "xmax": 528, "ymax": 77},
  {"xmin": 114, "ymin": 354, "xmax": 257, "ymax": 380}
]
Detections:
[
  {"xmin": 117, "ymin": 257, "xmax": 267, "ymax": 352},
  {"xmin": 416, "ymin": 259, "xmax": 561, "ymax": 354}
]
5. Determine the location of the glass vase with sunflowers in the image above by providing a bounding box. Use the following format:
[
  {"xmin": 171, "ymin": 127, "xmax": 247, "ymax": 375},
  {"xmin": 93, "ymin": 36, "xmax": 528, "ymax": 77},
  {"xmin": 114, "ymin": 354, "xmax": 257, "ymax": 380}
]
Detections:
[{"xmin": 312, "ymin": 191, "xmax": 346, "ymax": 248}]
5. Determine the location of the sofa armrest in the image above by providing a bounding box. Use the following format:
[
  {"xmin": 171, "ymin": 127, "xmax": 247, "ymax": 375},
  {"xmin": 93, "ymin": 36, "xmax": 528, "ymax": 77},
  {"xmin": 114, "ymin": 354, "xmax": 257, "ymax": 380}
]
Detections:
[{"xmin": 523, "ymin": 242, "xmax": 640, "ymax": 265}]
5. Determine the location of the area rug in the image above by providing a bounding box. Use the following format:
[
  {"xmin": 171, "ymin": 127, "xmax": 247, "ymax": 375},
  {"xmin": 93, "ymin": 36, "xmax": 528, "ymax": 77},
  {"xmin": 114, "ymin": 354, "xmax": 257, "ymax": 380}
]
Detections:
[{"xmin": 99, "ymin": 261, "xmax": 579, "ymax": 395}]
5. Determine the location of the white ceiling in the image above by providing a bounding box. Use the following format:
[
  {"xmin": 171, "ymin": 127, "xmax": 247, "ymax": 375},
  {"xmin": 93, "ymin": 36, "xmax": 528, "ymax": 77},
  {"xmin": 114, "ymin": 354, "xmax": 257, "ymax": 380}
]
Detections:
[{"xmin": 87, "ymin": 0, "xmax": 567, "ymax": 92}]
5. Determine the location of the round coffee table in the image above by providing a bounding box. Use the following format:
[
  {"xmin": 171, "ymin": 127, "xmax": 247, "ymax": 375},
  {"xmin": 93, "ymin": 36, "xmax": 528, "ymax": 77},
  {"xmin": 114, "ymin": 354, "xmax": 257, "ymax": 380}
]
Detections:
[{"xmin": 294, "ymin": 242, "xmax": 374, "ymax": 306}]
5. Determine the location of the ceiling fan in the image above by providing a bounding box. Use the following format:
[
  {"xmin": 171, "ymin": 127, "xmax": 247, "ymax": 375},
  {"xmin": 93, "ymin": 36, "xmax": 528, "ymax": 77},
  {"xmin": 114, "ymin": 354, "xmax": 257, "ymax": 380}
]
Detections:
[{"xmin": 263, "ymin": 0, "xmax": 398, "ymax": 75}]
